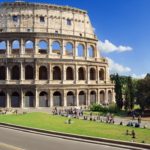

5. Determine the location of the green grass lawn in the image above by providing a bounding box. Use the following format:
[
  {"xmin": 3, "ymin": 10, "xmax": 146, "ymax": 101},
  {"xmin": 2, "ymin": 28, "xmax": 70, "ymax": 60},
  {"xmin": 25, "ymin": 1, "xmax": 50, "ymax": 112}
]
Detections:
[{"xmin": 0, "ymin": 112, "xmax": 150, "ymax": 144}]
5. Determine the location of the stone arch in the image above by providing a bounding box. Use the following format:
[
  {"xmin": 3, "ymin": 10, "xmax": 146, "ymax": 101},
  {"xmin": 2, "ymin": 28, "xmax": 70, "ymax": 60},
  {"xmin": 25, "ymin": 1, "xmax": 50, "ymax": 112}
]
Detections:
[
  {"xmin": 0, "ymin": 66, "xmax": 6, "ymax": 80},
  {"xmin": 88, "ymin": 45, "xmax": 95, "ymax": 57},
  {"xmin": 0, "ymin": 91, "xmax": 6, "ymax": 107},
  {"xmin": 67, "ymin": 91, "xmax": 75, "ymax": 106},
  {"xmin": 39, "ymin": 66, "xmax": 48, "ymax": 80},
  {"xmin": 52, "ymin": 41, "xmax": 61, "ymax": 55},
  {"xmin": 12, "ymin": 40, "xmax": 20, "ymax": 54},
  {"xmin": 39, "ymin": 91, "xmax": 48, "ymax": 107},
  {"xmin": 11, "ymin": 65, "xmax": 20, "ymax": 80},
  {"xmin": 11, "ymin": 92, "xmax": 20, "ymax": 107},
  {"xmin": 77, "ymin": 44, "xmax": 84, "ymax": 57},
  {"xmin": 90, "ymin": 91, "xmax": 96, "ymax": 104},
  {"xmin": 99, "ymin": 69, "xmax": 105, "ymax": 80},
  {"xmin": 108, "ymin": 90, "xmax": 112, "ymax": 104},
  {"xmin": 24, "ymin": 91, "xmax": 34, "ymax": 107},
  {"xmin": 25, "ymin": 65, "xmax": 34, "ymax": 80},
  {"xmin": 25, "ymin": 40, "xmax": 34, "ymax": 54},
  {"xmin": 38, "ymin": 40, "xmax": 48, "ymax": 54},
  {"xmin": 66, "ymin": 67, "xmax": 74, "ymax": 80},
  {"xmin": 90, "ymin": 68, "xmax": 96, "ymax": 80},
  {"xmin": 78, "ymin": 67, "xmax": 85, "ymax": 80},
  {"xmin": 53, "ymin": 66, "xmax": 61, "ymax": 80},
  {"xmin": 0, "ymin": 40, "xmax": 6, "ymax": 54},
  {"xmin": 65, "ymin": 42, "xmax": 73, "ymax": 56},
  {"xmin": 100, "ymin": 91, "xmax": 105, "ymax": 104},
  {"xmin": 79, "ymin": 91, "xmax": 86, "ymax": 106},
  {"xmin": 53, "ymin": 91, "xmax": 63, "ymax": 106}
]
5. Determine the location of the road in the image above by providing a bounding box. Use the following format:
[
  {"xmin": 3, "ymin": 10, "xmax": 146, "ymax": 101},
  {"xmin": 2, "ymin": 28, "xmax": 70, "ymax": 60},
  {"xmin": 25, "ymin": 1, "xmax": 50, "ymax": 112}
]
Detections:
[{"xmin": 0, "ymin": 126, "xmax": 130, "ymax": 150}]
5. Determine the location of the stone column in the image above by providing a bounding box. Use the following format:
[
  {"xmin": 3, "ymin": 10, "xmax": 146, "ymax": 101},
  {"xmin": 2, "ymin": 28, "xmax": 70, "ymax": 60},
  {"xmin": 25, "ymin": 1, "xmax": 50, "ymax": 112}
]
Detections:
[
  {"xmin": 20, "ymin": 38, "xmax": 25, "ymax": 55},
  {"xmin": 48, "ymin": 38, "xmax": 52, "ymax": 55},
  {"xmin": 112, "ymin": 88, "xmax": 115, "ymax": 103},
  {"xmin": 75, "ymin": 65, "xmax": 78, "ymax": 84},
  {"xmin": 35, "ymin": 89, "xmax": 39, "ymax": 108},
  {"xmin": 6, "ymin": 40, "xmax": 10, "ymax": 56},
  {"xmin": 86, "ymin": 66, "xmax": 89, "ymax": 84},
  {"xmin": 105, "ymin": 89, "xmax": 108, "ymax": 105},
  {"xmin": 97, "ymin": 89, "xmax": 100, "ymax": 104},
  {"xmin": 74, "ymin": 41, "xmax": 78, "ymax": 59},
  {"xmin": 35, "ymin": 39, "xmax": 39, "ymax": 55},
  {"xmin": 62, "ymin": 65, "xmax": 66, "ymax": 83},
  {"xmin": 97, "ymin": 66, "xmax": 99, "ymax": 84},
  {"xmin": 6, "ymin": 66, "xmax": 10, "ymax": 82},
  {"xmin": 35, "ymin": 64, "xmax": 38, "ymax": 81},
  {"xmin": 49, "ymin": 64, "xmax": 52, "ymax": 83},
  {"xmin": 20, "ymin": 62, "xmax": 24, "ymax": 81},
  {"xmin": 6, "ymin": 92, "xmax": 10, "ymax": 108},
  {"xmin": 85, "ymin": 43, "xmax": 88, "ymax": 59},
  {"xmin": 76, "ymin": 90, "xmax": 79, "ymax": 106},
  {"xmin": 20, "ymin": 89, "xmax": 24, "ymax": 108},
  {"xmin": 62, "ymin": 40, "xmax": 65, "ymax": 57},
  {"xmin": 63, "ymin": 90, "xmax": 67, "ymax": 107},
  {"xmin": 50, "ymin": 90, "xmax": 53, "ymax": 107}
]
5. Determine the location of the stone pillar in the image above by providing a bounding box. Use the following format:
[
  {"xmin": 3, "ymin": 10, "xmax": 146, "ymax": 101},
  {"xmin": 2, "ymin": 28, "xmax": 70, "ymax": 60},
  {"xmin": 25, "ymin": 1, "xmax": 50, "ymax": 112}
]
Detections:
[
  {"xmin": 20, "ymin": 38, "xmax": 25, "ymax": 55},
  {"xmin": 35, "ymin": 89, "xmax": 39, "ymax": 108},
  {"xmin": 50, "ymin": 90, "xmax": 53, "ymax": 107},
  {"xmin": 76, "ymin": 90, "xmax": 79, "ymax": 106},
  {"xmin": 74, "ymin": 41, "xmax": 78, "ymax": 59},
  {"xmin": 48, "ymin": 38, "xmax": 52, "ymax": 55},
  {"xmin": 112, "ymin": 88, "xmax": 115, "ymax": 103},
  {"xmin": 6, "ymin": 92, "xmax": 10, "ymax": 108},
  {"xmin": 62, "ymin": 40, "xmax": 65, "ymax": 57},
  {"xmin": 86, "ymin": 66, "xmax": 89, "ymax": 84},
  {"xmin": 6, "ymin": 66, "xmax": 10, "ymax": 82},
  {"xmin": 6, "ymin": 40, "xmax": 10, "ymax": 56},
  {"xmin": 62, "ymin": 65, "xmax": 66, "ymax": 83},
  {"xmin": 105, "ymin": 89, "xmax": 108, "ymax": 105},
  {"xmin": 63, "ymin": 90, "xmax": 67, "ymax": 107},
  {"xmin": 97, "ymin": 66, "xmax": 99, "ymax": 84},
  {"xmin": 97, "ymin": 89, "xmax": 100, "ymax": 104},
  {"xmin": 35, "ymin": 39, "xmax": 39, "ymax": 55},
  {"xmin": 87, "ymin": 90, "xmax": 90, "ymax": 105},
  {"xmin": 35, "ymin": 64, "xmax": 38, "ymax": 81},
  {"xmin": 75, "ymin": 65, "xmax": 78, "ymax": 84},
  {"xmin": 20, "ymin": 62, "xmax": 24, "ymax": 81},
  {"xmin": 49, "ymin": 64, "xmax": 52, "ymax": 83},
  {"xmin": 21, "ymin": 89, "xmax": 24, "ymax": 108},
  {"xmin": 85, "ymin": 43, "xmax": 88, "ymax": 59}
]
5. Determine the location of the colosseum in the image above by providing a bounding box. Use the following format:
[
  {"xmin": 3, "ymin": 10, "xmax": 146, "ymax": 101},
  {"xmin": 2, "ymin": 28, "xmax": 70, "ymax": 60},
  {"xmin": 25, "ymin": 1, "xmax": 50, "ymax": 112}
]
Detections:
[{"xmin": 0, "ymin": 1, "xmax": 115, "ymax": 109}]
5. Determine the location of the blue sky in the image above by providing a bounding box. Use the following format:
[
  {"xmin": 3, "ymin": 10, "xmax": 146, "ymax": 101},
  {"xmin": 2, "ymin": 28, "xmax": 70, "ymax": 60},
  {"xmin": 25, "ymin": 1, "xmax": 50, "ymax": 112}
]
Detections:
[{"xmin": 1, "ymin": 0, "xmax": 150, "ymax": 78}]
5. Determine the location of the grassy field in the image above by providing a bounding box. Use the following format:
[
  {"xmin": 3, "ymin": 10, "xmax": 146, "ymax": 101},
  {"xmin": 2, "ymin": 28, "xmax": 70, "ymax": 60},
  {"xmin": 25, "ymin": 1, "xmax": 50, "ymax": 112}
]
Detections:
[{"xmin": 0, "ymin": 112, "xmax": 150, "ymax": 144}]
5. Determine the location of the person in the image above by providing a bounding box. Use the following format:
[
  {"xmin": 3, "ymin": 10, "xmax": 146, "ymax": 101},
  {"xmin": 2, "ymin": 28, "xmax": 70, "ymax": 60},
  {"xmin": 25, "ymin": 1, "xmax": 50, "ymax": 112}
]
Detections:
[
  {"xmin": 138, "ymin": 115, "xmax": 141, "ymax": 124},
  {"xmin": 131, "ymin": 130, "xmax": 135, "ymax": 138}
]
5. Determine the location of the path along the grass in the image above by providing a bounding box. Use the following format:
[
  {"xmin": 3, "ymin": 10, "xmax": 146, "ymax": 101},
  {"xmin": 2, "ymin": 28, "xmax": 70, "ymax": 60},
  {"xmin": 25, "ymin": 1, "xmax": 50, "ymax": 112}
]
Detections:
[{"xmin": 0, "ymin": 112, "xmax": 149, "ymax": 144}]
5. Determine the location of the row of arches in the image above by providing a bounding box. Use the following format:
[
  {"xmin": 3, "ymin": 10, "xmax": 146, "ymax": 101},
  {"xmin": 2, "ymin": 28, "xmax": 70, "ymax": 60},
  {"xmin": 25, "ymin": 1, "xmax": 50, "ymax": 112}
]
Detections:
[
  {"xmin": 0, "ymin": 90, "xmax": 113, "ymax": 108},
  {"xmin": 0, "ymin": 65, "xmax": 105, "ymax": 81},
  {"xmin": 0, "ymin": 40, "xmax": 96, "ymax": 57}
]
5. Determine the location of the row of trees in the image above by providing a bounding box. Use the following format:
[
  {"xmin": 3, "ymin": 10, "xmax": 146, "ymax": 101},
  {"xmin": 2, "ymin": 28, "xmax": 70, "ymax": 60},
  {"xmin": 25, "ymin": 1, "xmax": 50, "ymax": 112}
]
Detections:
[{"xmin": 110, "ymin": 73, "xmax": 150, "ymax": 111}]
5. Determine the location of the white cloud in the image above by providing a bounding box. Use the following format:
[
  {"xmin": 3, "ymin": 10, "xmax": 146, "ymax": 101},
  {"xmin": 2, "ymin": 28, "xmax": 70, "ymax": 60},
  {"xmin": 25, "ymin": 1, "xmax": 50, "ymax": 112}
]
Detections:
[
  {"xmin": 98, "ymin": 40, "xmax": 132, "ymax": 53},
  {"xmin": 131, "ymin": 73, "xmax": 146, "ymax": 79},
  {"xmin": 106, "ymin": 57, "xmax": 131, "ymax": 74}
]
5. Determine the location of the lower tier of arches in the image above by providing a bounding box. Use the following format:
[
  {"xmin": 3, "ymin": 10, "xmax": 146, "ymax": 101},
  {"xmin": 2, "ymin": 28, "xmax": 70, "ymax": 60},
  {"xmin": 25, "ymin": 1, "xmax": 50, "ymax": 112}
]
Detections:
[{"xmin": 0, "ymin": 88, "xmax": 115, "ymax": 108}]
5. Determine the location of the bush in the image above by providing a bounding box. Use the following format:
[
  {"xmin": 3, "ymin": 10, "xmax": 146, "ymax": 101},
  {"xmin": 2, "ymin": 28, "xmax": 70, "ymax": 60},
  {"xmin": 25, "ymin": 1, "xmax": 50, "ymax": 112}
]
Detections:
[{"xmin": 90, "ymin": 103, "xmax": 119, "ymax": 113}]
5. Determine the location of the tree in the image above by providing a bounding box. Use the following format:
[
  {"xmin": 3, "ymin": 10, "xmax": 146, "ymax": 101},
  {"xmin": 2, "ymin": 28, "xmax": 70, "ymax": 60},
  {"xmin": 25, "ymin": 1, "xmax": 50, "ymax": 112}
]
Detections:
[
  {"xmin": 111, "ymin": 74, "xmax": 123, "ymax": 109},
  {"xmin": 136, "ymin": 74, "xmax": 150, "ymax": 111}
]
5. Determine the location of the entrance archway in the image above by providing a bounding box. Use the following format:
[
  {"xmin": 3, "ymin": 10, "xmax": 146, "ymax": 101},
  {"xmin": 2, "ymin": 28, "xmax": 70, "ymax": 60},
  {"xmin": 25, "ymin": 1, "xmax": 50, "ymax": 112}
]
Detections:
[
  {"xmin": 39, "ymin": 91, "xmax": 48, "ymax": 107},
  {"xmin": 25, "ymin": 91, "xmax": 34, "ymax": 107},
  {"xmin": 53, "ymin": 91, "xmax": 62, "ymax": 106},
  {"xmin": 11, "ymin": 92, "xmax": 20, "ymax": 107},
  {"xmin": 0, "ymin": 91, "xmax": 6, "ymax": 107}
]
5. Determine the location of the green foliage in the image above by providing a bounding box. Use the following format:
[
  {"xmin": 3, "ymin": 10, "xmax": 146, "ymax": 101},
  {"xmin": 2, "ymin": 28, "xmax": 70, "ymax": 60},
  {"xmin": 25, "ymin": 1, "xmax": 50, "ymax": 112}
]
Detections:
[{"xmin": 90, "ymin": 103, "xmax": 119, "ymax": 113}]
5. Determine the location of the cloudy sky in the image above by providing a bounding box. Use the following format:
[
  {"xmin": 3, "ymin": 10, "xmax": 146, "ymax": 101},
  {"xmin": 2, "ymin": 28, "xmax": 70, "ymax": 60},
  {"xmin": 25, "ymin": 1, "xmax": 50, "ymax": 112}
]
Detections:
[{"xmin": 1, "ymin": 0, "xmax": 150, "ymax": 78}]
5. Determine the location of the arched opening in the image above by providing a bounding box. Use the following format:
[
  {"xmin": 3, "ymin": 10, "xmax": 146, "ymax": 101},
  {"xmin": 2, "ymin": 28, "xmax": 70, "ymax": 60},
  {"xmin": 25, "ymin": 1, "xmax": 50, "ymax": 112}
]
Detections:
[
  {"xmin": 25, "ymin": 91, "xmax": 34, "ymax": 107},
  {"xmin": 11, "ymin": 92, "xmax": 20, "ymax": 107},
  {"xmin": 53, "ymin": 91, "xmax": 62, "ymax": 106},
  {"xmin": 52, "ymin": 41, "xmax": 61, "ymax": 55},
  {"xmin": 39, "ymin": 66, "xmax": 48, "ymax": 80},
  {"xmin": 108, "ymin": 90, "xmax": 112, "ymax": 104},
  {"xmin": 99, "ymin": 69, "xmax": 105, "ymax": 80},
  {"xmin": 78, "ymin": 67, "xmax": 85, "ymax": 80},
  {"xmin": 39, "ymin": 91, "xmax": 48, "ymax": 107},
  {"xmin": 66, "ymin": 67, "xmax": 74, "ymax": 80},
  {"xmin": 90, "ymin": 68, "xmax": 96, "ymax": 80},
  {"xmin": 11, "ymin": 65, "xmax": 20, "ymax": 80},
  {"xmin": 53, "ymin": 66, "xmax": 61, "ymax": 80},
  {"xmin": 79, "ymin": 91, "xmax": 86, "ymax": 106},
  {"xmin": 38, "ymin": 40, "xmax": 48, "ymax": 54},
  {"xmin": 25, "ymin": 65, "xmax": 34, "ymax": 80},
  {"xmin": 65, "ymin": 42, "xmax": 73, "ymax": 56},
  {"xmin": 12, "ymin": 40, "xmax": 20, "ymax": 54},
  {"xmin": 88, "ymin": 45, "xmax": 94, "ymax": 57},
  {"xmin": 0, "ymin": 66, "xmax": 6, "ymax": 80},
  {"xmin": 100, "ymin": 91, "xmax": 105, "ymax": 104},
  {"xmin": 0, "ymin": 91, "xmax": 6, "ymax": 107},
  {"xmin": 77, "ymin": 44, "xmax": 84, "ymax": 57},
  {"xmin": 90, "ymin": 91, "xmax": 96, "ymax": 104},
  {"xmin": 0, "ymin": 41, "xmax": 6, "ymax": 54},
  {"xmin": 25, "ymin": 40, "xmax": 34, "ymax": 54},
  {"xmin": 67, "ymin": 91, "xmax": 75, "ymax": 106}
]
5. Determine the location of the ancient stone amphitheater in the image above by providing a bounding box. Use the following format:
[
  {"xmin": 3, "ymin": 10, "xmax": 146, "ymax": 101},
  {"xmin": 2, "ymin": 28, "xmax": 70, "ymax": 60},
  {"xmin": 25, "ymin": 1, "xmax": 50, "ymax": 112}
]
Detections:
[{"xmin": 0, "ymin": 1, "xmax": 115, "ymax": 109}]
